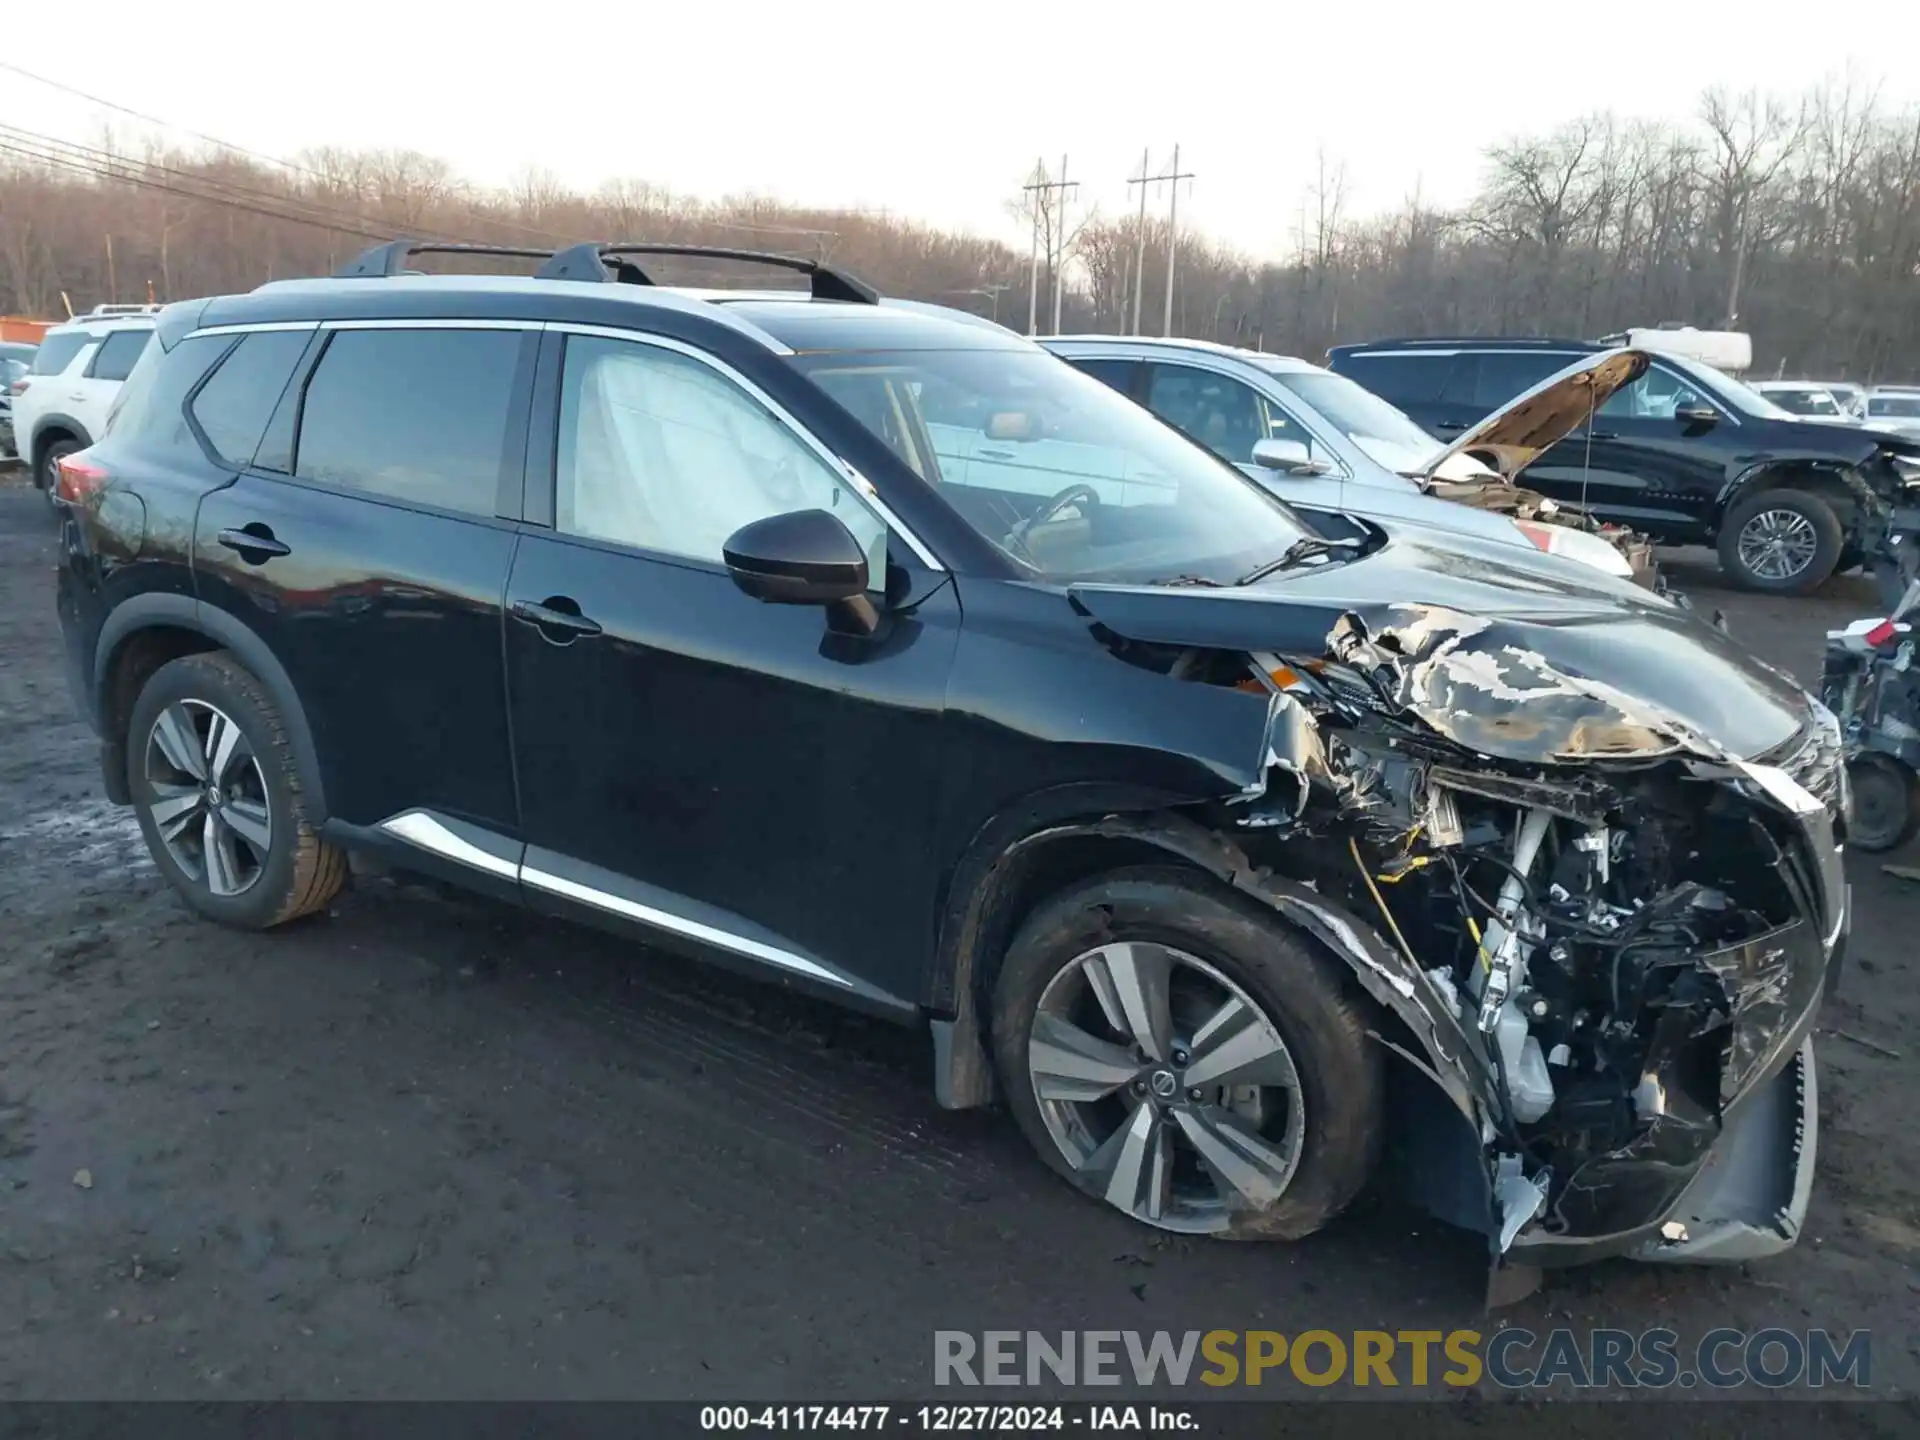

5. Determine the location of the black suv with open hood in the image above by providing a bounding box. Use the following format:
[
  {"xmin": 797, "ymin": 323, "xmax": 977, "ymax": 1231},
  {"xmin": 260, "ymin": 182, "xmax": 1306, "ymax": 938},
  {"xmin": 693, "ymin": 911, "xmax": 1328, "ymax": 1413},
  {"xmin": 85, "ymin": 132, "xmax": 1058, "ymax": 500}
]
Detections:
[
  {"xmin": 1328, "ymin": 335, "xmax": 1920, "ymax": 594},
  {"xmin": 56, "ymin": 243, "xmax": 1847, "ymax": 1294}
]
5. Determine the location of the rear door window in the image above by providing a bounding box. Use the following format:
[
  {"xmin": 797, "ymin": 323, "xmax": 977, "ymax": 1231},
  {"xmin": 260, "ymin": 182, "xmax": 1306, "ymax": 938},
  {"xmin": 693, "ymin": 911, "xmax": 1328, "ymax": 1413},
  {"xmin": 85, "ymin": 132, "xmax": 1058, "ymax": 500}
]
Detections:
[
  {"xmin": 294, "ymin": 328, "xmax": 523, "ymax": 517},
  {"xmin": 30, "ymin": 331, "xmax": 91, "ymax": 376},
  {"xmin": 189, "ymin": 330, "xmax": 312, "ymax": 468},
  {"xmin": 1337, "ymin": 352, "xmax": 1452, "ymax": 406},
  {"xmin": 87, "ymin": 329, "xmax": 154, "ymax": 382},
  {"xmin": 1066, "ymin": 358, "xmax": 1142, "ymax": 399},
  {"xmin": 1470, "ymin": 351, "xmax": 1583, "ymax": 409}
]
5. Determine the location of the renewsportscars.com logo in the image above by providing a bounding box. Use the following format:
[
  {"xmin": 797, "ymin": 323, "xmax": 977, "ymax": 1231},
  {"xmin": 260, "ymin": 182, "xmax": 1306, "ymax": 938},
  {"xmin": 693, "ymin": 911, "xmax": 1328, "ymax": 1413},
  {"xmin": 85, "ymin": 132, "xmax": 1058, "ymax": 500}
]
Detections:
[{"xmin": 933, "ymin": 1328, "xmax": 1872, "ymax": 1390}]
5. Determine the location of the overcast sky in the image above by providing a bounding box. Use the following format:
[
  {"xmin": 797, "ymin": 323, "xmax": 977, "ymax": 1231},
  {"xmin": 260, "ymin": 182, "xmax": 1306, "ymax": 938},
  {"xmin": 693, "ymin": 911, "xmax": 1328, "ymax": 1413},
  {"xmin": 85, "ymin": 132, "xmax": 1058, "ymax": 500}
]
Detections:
[{"xmin": 10, "ymin": 1, "xmax": 1920, "ymax": 258}]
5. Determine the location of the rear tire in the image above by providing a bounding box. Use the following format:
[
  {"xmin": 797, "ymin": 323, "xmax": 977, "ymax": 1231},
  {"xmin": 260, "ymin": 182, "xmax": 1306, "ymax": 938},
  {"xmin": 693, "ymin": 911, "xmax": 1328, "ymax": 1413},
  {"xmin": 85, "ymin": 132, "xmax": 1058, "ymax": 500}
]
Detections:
[
  {"xmin": 1717, "ymin": 489, "xmax": 1843, "ymax": 595},
  {"xmin": 36, "ymin": 437, "xmax": 79, "ymax": 513},
  {"xmin": 127, "ymin": 652, "xmax": 347, "ymax": 929},
  {"xmin": 990, "ymin": 865, "xmax": 1384, "ymax": 1241},
  {"xmin": 1847, "ymin": 753, "xmax": 1920, "ymax": 853}
]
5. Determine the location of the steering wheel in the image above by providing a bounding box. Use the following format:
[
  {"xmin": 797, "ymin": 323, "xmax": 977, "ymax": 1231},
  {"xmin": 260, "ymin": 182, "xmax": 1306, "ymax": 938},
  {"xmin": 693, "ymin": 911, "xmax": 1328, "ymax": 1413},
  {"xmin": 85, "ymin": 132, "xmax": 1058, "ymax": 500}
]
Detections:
[{"xmin": 1009, "ymin": 483, "xmax": 1102, "ymax": 554}]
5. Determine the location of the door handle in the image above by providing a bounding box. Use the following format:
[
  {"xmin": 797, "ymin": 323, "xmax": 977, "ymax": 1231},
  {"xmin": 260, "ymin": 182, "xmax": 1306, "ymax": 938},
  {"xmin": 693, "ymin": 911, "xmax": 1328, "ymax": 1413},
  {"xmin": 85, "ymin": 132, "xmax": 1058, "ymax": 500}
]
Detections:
[
  {"xmin": 69, "ymin": 392, "xmax": 87, "ymax": 403},
  {"xmin": 976, "ymin": 448, "xmax": 1014, "ymax": 461},
  {"xmin": 216, "ymin": 526, "xmax": 291, "ymax": 559},
  {"xmin": 1434, "ymin": 421, "xmax": 1467, "ymax": 432},
  {"xmin": 511, "ymin": 597, "xmax": 603, "ymax": 639},
  {"xmin": 1568, "ymin": 430, "xmax": 1619, "ymax": 441}
]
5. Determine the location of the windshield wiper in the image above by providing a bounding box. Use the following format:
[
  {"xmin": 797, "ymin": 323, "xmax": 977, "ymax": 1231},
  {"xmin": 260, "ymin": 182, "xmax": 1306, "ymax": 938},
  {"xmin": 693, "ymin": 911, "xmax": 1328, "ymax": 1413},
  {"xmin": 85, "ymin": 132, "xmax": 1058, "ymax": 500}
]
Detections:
[
  {"xmin": 1233, "ymin": 535, "xmax": 1358, "ymax": 586},
  {"xmin": 1146, "ymin": 574, "xmax": 1227, "ymax": 588}
]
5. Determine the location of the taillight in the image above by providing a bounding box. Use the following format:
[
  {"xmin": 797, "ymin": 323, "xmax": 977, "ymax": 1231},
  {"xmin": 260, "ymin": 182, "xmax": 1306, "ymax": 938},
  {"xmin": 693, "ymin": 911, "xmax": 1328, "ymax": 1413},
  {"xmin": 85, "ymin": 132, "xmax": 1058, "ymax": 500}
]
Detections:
[
  {"xmin": 1865, "ymin": 619, "xmax": 1899, "ymax": 647},
  {"xmin": 54, "ymin": 452, "xmax": 108, "ymax": 506},
  {"xmin": 1514, "ymin": 520, "xmax": 1558, "ymax": 553},
  {"xmin": 7, "ymin": 377, "xmax": 27, "ymax": 395}
]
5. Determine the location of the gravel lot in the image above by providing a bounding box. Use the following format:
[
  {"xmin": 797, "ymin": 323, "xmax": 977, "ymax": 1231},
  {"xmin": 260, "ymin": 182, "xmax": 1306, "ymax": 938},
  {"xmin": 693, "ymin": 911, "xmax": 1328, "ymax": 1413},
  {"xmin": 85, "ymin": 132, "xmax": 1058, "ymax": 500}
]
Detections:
[{"xmin": 2, "ymin": 473, "xmax": 1917, "ymax": 1403}]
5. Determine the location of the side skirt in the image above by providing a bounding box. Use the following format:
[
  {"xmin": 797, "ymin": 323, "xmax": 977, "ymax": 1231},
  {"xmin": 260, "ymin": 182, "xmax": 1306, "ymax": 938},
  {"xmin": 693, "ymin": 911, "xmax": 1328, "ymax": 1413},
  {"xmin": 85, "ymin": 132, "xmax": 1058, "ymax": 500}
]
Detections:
[{"xmin": 327, "ymin": 809, "xmax": 918, "ymax": 1022}]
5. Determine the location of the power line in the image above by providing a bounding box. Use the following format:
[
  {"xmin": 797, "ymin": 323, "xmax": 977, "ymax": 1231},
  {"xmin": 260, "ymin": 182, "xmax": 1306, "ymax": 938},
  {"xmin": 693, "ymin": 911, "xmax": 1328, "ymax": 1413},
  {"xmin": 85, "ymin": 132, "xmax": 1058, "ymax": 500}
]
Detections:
[
  {"xmin": 0, "ymin": 59, "xmax": 839, "ymax": 248},
  {"xmin": 0, "ymin": 126, "xmax": 404, "ymax": 242},
  {"xmin": 0, "ymin": 123, "xmax": 424, "ymax": 240}
]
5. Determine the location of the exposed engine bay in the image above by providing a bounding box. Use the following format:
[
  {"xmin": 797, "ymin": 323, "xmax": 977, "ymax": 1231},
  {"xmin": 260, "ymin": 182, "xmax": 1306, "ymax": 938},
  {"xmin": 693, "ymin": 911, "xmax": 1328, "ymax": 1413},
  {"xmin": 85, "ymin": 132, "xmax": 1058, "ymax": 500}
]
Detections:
[{"xmin": 1094, "ymin": 599, "xmax": 1844, "ymax": 1268}]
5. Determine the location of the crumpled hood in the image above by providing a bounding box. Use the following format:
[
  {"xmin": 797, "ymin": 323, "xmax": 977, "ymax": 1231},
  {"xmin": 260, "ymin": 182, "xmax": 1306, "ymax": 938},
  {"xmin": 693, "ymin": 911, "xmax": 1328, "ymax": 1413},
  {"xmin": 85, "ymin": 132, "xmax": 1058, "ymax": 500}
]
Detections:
[{"xmin": 1069, "ymin": 528, "xmax": 1809, "ymax": 761}]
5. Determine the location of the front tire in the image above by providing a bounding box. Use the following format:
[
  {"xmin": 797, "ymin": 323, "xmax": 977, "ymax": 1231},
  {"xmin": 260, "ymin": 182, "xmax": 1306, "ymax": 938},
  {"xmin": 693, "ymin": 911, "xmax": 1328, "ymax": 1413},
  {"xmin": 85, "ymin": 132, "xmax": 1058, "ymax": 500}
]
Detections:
[
  {"xmin": 1847, "ymin": 753, "xmax": 1920, "ymax": 853},
  {"xmin": 1718, "ymin": 489, "xmax": 1843, "ymax": 594},
  {"xmin": 127, "ymin": 652, "xmax": 347, "ymax": 929},
  {"xmin": 990, "ymin": 865, "xmax": 1384, "ymax": 1241}
]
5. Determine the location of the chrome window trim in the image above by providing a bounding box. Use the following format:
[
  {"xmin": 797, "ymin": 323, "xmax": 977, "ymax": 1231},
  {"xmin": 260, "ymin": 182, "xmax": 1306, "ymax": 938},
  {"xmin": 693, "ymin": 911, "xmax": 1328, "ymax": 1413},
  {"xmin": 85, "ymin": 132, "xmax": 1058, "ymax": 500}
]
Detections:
[
  {"xmin": 544, "ymin": 321, "xmax": 944, "ymax": 571},
  {"xmin": 188, "ymin": 321, "xmax": 325, "ymax": 338}
]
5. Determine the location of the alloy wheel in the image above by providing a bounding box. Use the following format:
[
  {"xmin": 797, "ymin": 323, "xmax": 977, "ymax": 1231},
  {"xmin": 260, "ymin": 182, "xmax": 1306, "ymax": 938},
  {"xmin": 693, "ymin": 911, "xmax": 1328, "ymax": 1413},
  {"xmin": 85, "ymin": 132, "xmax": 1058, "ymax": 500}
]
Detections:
[
  {"xmin": 1736, "ymin": 508, "xmax": 1819, "ymax": 582},
  {"xmin": 142, "ymin": 699, "xmax": 273, "ymax": 897},
  {"xmin": 1026, "ymin": 941, "xmax": 1305, "ymax": 1234}
]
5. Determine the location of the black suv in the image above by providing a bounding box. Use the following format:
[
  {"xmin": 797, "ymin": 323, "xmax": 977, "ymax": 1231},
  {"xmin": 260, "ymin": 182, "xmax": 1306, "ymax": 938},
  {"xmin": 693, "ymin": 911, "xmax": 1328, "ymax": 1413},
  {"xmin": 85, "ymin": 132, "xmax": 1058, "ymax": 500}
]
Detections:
[
  {"xmin": 1327, "ymin": 337, "xmax": 1920, "ymax": 593},
  {"xmin": 57, "ymin": 242, "xmax": 1846, "ymax": 1278}
]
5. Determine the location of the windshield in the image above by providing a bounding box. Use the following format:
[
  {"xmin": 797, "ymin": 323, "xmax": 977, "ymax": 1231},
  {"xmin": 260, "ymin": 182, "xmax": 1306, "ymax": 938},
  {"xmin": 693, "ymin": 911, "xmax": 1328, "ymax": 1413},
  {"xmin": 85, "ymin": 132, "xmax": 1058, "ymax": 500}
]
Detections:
[
  {"xmin": 1261, "ymin": 366, "xmax": 1437, "ymax": 453},
  {"xmin": 1870, "ymin": 395, "xmax": 1920, "ymax": 419},
  {"xmin": 1761, "ymin": 387, "xmax": 1842, "ymax": 417},
  {"xmin": 790, "ymin": 348, "xmax": 1312, "ymax": 584}
]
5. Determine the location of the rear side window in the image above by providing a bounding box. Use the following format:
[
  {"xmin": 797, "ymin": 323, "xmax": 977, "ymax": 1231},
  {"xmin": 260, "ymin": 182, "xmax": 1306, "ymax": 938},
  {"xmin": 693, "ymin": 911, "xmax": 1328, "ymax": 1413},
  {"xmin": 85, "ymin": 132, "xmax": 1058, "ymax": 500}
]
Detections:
[
  {"xmin": 189, "ymin": 331, "xmax": 310, "ymax": 467},
  {"xmin": 294, "ymin": 328, "xmax": 522, "ymax": 517},
  {"xmin": 1470, "ymin": 351, "xmax": 1582, "ymax": 409},
  {"xmin": 88, "ymin": 329, "xmax": 154, "ymax": 382},
  {"xmin": 1337, "ymin": 352, "xmax": 1450, "ymax": 406},
  {"xmin": 30, "ymin": 331, "xmax": 90, "ymax": 375},
  {"xmin": 100, "ymin": 334, "xmax": 231, "ymax": 454}
]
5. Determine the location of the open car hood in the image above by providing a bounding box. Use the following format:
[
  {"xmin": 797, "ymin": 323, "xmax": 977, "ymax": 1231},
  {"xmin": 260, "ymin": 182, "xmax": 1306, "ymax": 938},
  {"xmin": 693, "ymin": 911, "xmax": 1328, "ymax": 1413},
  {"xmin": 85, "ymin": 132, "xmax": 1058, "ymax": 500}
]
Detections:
[{"xmin": 1415, "ymin": 348, "xmax": 1652, "ymax": 483}]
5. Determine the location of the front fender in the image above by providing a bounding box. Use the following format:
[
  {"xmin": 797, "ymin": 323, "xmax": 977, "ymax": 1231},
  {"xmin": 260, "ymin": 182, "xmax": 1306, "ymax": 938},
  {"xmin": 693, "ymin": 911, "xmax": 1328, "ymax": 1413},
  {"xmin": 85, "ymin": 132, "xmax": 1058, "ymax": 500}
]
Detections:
[{"xmin": 930, "ymin": 806, "xmax": 1494, "ymax": 1134}]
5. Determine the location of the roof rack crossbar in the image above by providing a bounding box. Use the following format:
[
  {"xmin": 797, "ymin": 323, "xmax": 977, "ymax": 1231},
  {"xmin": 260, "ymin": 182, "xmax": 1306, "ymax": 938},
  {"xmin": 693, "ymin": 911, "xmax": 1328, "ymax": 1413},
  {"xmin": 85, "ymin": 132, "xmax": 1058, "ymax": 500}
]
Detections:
[
  {"xmin": 534, "ymin": 242, "xmax": 879, "ymax": 304},
  {"xmin": 334, "ymin": 240, "xmax": 558, "ymax": 278}
]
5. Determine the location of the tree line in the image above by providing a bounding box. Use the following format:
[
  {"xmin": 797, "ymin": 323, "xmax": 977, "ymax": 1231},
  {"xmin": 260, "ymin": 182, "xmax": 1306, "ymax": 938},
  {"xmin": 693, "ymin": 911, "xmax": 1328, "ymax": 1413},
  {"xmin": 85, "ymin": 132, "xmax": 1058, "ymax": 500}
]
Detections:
[{"xmin": 3, "ymin": 75, "xmax": 1917, "ymax": 380}]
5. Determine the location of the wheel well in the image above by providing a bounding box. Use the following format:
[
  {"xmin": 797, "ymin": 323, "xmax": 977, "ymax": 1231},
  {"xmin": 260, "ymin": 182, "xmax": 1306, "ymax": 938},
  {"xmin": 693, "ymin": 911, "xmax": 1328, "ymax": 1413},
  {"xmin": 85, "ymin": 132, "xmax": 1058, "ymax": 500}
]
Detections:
[
  {"xmin": 1719, "ymin": 463, "xmax": 1859, "ymax": 530},
  {"xmin": 966, "ymin": 832, "xmax": 1194, "ymax": 1016},
  {"xmin": 32, "ymin": 425, "xmax": 78, "ymax": 470},
  {"xmin": 102, "ymin": 625, "xmax": 221, "ymax": 750}
]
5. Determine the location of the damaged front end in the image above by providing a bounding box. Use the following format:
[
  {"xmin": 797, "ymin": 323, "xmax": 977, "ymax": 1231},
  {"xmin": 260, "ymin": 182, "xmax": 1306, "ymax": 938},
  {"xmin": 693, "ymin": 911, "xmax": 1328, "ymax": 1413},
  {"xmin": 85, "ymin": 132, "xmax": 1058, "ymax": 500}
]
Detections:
[{"xmin": 1110, "ymin": 600, "xmax": 1847, "ymax": 1279}]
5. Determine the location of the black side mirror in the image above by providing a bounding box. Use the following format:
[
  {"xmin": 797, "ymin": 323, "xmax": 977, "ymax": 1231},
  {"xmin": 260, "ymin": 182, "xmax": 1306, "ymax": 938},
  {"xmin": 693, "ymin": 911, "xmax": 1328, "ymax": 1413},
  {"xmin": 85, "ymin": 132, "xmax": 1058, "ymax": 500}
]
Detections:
[
  {"xmin": 1674, "ymin": 404, "xmax": 1719, "ymax": 427},
  {"xmin": 723, "ymin": 508, "xmax": 870, "ymax": 605}
]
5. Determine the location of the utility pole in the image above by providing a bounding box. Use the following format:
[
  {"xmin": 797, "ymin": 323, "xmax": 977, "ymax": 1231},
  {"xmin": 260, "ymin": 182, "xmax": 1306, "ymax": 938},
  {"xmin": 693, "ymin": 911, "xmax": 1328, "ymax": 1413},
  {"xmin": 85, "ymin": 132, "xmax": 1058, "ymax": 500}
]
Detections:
[
  {"xmin": 1160, "ymin": 144, "xmax": 1196, "ymax": 337},
  {"xmin": 1021, "ymin": 157, "xmax": 1079, "ymax": 336},
  {"xmin": 1051, "ymin": 153, "xmax": 1074, "ymax": 334},
  {"xmin": 1131, "ymin": 148, "xmax": 1195, "ymax": 336},
  {"xmin": 1025, "ymin": 158, "xmax": 1043, "ymax": 336},
  {"xmin": 1126, "ymin": 147, "xmax": 1150, "ymax": 335}
]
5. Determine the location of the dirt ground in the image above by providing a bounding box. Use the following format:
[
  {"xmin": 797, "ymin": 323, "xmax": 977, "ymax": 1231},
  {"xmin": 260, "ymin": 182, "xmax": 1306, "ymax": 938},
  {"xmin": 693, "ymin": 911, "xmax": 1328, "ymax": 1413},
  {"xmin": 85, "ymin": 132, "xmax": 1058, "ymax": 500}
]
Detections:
[{"xmin": 2, "ymin": 473, "xmax": 1917, "ymax": 1404}]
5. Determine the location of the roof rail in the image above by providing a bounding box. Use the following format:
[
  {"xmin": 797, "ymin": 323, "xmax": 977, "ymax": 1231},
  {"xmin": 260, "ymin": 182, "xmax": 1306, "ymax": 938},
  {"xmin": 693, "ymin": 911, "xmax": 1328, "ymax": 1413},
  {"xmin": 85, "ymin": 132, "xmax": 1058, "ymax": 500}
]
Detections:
[
  {"xmin": 1337, "ymin": 334, "xmax": 1596, "ymax": 350},
  {"xmin": 534, "ymin": 243, "xmax": 879, "ymax": 304},
  {"xmin": 83, "ymin": 303, "xmax": 163, "ymax": 317},
  {"xmin": 334, "ymin": 240, "xmax": 558, "ymax": 278}
]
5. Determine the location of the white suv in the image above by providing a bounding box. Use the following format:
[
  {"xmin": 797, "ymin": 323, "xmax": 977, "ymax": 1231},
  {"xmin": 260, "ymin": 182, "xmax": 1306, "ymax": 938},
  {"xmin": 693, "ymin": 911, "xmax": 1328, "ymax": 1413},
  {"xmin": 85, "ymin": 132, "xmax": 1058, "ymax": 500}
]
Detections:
[{"xmin": 9, "ymin": 306, "xmax": 160, "ymax": 507}]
